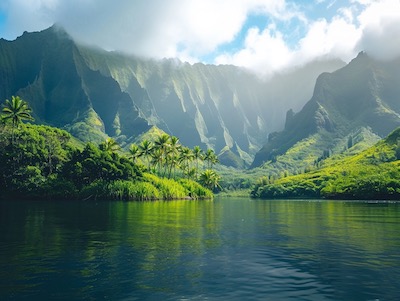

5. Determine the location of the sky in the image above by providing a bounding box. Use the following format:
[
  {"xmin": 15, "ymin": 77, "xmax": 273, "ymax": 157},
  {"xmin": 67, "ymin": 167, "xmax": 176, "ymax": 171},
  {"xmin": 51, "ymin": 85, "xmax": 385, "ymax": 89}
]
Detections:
[{"xmin": 0, "ymin": 0, "xmax": 400, "ymax": 76}]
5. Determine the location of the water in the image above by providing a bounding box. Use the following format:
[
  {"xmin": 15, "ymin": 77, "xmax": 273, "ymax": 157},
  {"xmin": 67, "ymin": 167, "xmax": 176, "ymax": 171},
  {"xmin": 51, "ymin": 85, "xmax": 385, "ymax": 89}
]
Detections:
[{"xmin": 1, "ymin": 198, "xmax": 400, "ymax": 300}]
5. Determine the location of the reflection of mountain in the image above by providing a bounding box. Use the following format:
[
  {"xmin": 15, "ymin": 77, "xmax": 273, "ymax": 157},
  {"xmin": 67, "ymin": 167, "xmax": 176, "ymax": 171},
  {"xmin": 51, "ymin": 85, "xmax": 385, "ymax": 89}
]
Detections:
[
  {"xmin": 0, "ymin": 25, "xmax": 344, "ymax": 167},
  {"xmin": 2, "ymin": 199, "xmax": 399, "ymax": 300},
  {"xmin": 252, "ymin": 52, "xmax": 400, "ymax": 168}
]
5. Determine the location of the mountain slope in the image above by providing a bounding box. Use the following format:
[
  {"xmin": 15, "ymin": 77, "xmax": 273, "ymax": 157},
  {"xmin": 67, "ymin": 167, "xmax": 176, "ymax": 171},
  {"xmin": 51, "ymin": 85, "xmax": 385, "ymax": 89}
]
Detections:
[
  {"xmin": 0, "ymin": 26, "xmax": 150, "ymax": 143},
  {"xmin": 76, "ymin": 44, "xmax": 343, "ymax": 165},
  {"xmin": 0, "ymin": 26, "xmax": 344, "ymax": 166},
  {"xmin": 252, "ymin": 51, "xmax": 400, "ymax": 169},
  {"xmin": 251, "ymin": 127, "xmax": 400, "ymax": 199}
]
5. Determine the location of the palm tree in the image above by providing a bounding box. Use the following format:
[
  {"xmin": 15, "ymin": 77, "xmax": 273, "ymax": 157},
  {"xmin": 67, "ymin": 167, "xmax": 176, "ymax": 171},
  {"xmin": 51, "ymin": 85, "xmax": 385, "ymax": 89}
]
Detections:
[
  {"xmin": 167, "ymin": 136, "xmax": 181, "ymax": 178},
  {"xmin": 151, "ymin": 148, "xmax": 164, "ymax": 174},
  {"xmin": 139, "ymin": 139, "xmax": 153, "ymax": 171},
  {"xmin": 169, "ymin": 136, "xmax": 180, "ymax": 152},
  {"xmin": 179, "ymin": 146, "xmax": 193, "ymax": 178},
  {"xmin": 204, "ymin": 149, "xmax": 219, "ymax": 169},
  {"xmin": 128, "ymin": 144, "xmax": 140, "ymax": 163},
  {"xmin": 192, "ymin": 146, "xmax": 203, "ymax": 180},
  {"xmin": 1, "ymin": 96, "xmax": 34, "ymax": 142},
  {"xmin": 199, "ymin": 169, "xmax": 221, "ymax": 191},
  {"xmin": 185, "ymin": 167, "xmax": 197, "ymax": 180},
  {"xmin": 154, "ymin": 134, "xmax": 170, "ymax": 176},
  {"xmin": 100, "ymin": 138, "xmax": 120, "ymax": 153}
]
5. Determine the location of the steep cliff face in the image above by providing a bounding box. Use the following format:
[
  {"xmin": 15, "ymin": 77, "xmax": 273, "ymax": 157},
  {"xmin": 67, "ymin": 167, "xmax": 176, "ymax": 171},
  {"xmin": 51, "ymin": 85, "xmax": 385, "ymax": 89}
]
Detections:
[
  {"xmin": 0, "ymin": 26, "xmax": 344, "ymax": 167},
  {"xmin": 0, "ymin": 26, "xmax": 150, "ymax": 143},
  {"xmin": 78, "ymin": 50, "xmax": 266, "ymax": 153},
  {"xmin": 252, "ymin": 52, "xmax": 400, "ymax": 168}
]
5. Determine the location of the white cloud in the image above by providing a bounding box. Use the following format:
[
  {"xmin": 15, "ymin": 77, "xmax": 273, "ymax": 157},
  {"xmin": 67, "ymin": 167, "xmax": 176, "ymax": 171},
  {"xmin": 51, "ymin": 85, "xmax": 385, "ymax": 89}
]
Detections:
[
  {"xmin": 216, "ymin": 0, "xmax": 400, "ymax": 74},
  {"xmin": 215, "ymin": 14, "xmax": 360, "ymax": 76},
  {"xmin": 0, "ymin": 0, "xmax": 297, "ymax": 60},
  {"xmin": 297, "ymin": 16, "xmax": 359, "ymax": 62},
  {"xmin": 356, "ymin": 0, "xmax": 400, "ymax": 60},
  {"xmin": 0, "ymin": 0, "xmax": 57, "ymax": 37},
  {"xmin": 0, "ymin": 0, "xmax": 400, "ymax": 74},
  {"xmin": 215, "ymin": 25, "xmax": 292, "ymax": 75}
]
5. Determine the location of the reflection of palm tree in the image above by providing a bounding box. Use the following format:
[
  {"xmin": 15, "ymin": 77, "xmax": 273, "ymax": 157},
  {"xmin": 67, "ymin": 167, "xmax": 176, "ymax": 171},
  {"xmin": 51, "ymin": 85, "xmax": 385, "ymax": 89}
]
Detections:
[
  {"xmin": 1, "ymin": 96, "xmax": 34, "ymax": 142},
  {"xmin": 139, "ymin": 139, "xmax": 153, "ymax": 171},
  {"xmin": 199, "ymin": 169, "xmax": 221, "ymax": 191}
]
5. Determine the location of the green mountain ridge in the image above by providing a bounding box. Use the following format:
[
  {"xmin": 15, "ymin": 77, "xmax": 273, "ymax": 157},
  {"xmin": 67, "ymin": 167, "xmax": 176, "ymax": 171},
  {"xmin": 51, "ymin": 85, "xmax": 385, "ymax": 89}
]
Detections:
[
  {"xmin": 251, "ymin": 127, "xmax": 400, "ymax": 199},
  {"xmin": 252, "ymin": 51, "xmax": 400, "ymax": 170},
  {"xmin": 0, "ymin": 26, "xmax": 150, "ymax": 144},
  {"xmin": 0, "ymin": 25, "xmax": 344, "ymax": 167}
]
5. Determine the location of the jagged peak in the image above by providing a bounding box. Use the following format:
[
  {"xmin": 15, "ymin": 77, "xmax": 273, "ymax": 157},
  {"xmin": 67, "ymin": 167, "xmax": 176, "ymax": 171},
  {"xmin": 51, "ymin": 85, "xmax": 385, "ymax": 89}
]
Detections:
[
  {"xmin": 41, "ymin": 24, "xmax": 73, "ymax": 41},
  {"xmin": 15, "ymin": 24, "xmax": 73, "ymax": 44},
  {"xmin": 384, "ymin": 127, "xmax": 400, "ymax": 145},
  {"xmin": 49, "ymin": 23, "xmax": 69, "ymax": 34},
  {"xmin": 346, "ymin": 50, "xmax": 370, "ymax": 65}
]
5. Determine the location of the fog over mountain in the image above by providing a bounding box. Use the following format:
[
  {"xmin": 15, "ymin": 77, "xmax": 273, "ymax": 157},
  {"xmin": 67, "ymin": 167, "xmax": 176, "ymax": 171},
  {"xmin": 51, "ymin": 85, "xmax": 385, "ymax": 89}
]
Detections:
[
  {"xmin": 252, "ymin": 51, "xmax": 400, "ymax": 169},
  {"xmin": 0, "ymin": 26, "xmax": 345, "ymax": 167},
  {"xmin": 2, "ymin": 0, "xmax": 399, "ymax": 76}
]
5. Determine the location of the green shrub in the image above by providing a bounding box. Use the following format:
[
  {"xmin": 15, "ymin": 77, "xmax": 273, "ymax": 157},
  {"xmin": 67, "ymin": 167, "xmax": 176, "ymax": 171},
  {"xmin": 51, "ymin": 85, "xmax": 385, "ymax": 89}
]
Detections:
[
  {"xmin": 144, "ymin": 173, "xmax": 187, "ymax": 199},
  {"xmin": 178, "ymin": 178, "xmax": 213, "ymax": 199},
  {"xmin": 107, "ymin": 180, "xmax": 160, "ymax": 201}
]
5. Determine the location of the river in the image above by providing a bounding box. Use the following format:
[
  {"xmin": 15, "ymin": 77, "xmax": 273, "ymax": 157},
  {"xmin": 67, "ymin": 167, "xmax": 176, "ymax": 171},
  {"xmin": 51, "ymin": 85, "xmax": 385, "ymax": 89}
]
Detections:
[{"xmin": 1, "ymin": 198, "xmax": 399, "ymax": 300}]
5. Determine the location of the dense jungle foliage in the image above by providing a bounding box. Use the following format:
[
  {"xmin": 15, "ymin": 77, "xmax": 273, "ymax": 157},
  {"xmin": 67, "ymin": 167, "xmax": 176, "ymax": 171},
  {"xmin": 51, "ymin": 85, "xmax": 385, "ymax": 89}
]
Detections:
[
  {"xmin": 0, "ymin": 97, "xmax": 219, "ymax": 200},
  {"xmin": 251, "ymin": 128, "xmax": 400, "ymax": 200}
]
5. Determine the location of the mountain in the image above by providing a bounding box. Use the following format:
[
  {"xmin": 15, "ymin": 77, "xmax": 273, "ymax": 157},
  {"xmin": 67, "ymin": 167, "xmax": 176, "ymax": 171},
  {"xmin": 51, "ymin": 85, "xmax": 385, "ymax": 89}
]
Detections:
[
  {"xmin": 0, "ymin": 26, "xmax": 150, "ymax": 143},
  {"xmin": 0, "ymin": 25, "xmax": 344, "ymax": 167},
  {"xmin": 251, "ymin": 127, "xmax": 400, "ymax": 199},
  {"xmin": 252, "ymin": 51, "xmax": 400, "ymax": 169}
]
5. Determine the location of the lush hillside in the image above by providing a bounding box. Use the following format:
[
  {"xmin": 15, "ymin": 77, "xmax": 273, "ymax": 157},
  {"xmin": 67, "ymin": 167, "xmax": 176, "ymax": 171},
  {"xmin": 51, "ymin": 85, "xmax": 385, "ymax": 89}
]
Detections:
[
  {"xmin": 0, "ymin": 25, "xmax": 344, "ymax": 167},
  {"xmin": 251, "ymin": 127, "xmax": 400, "ymax": 199},
  {"xmin": 252, "ymin": 52, "xmax": 400, "ymax": 171},
  {"xmin": 0, "ymin": 122, "xmax": 214, "ymax": 201},
  {"xmin": 0, "ymin": 27, "xmax": 151, "ymax": 145},
  {"xmin": 0, "ymin": 95, "xmax": 218, "ymax": 200}
]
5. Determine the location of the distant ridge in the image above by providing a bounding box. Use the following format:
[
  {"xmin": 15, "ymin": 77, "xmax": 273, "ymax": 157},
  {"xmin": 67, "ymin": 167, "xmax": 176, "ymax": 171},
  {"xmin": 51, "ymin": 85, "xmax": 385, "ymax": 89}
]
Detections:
[
  {"xmin": 252, "ymin": 51, "xmax": 400, "ymax": 169},
  {"xmin": 0, "ymin": 25, "xmax": 344, "ymax": 167}
]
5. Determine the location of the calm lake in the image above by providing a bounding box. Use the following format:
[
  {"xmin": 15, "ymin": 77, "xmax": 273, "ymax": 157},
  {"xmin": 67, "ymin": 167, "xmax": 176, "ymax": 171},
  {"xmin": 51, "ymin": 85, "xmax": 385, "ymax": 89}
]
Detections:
[{"xmin": 1, "ymin": 198, "xmax": 399, "ymax": 300}]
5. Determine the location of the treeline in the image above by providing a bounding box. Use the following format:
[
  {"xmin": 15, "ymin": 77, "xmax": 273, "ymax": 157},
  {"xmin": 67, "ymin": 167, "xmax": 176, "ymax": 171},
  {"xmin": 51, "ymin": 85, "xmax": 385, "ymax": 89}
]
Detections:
[
  {"xmin": 251, "ymin": 128, "xmax": 400, "ymax": 200},
  {"xmin": 127, "ymin": 134, "xmax": 219, "ymax": 185},
  {"xmin": 0, "ymin": 96, "xmax": 218, "ymax": 200}
]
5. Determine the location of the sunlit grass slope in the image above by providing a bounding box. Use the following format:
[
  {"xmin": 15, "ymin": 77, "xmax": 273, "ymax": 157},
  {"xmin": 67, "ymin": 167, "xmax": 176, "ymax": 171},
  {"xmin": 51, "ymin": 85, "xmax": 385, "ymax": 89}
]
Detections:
[{"xmin": 251, "ymin": 128, "xmax": 400, "ymax": 199}]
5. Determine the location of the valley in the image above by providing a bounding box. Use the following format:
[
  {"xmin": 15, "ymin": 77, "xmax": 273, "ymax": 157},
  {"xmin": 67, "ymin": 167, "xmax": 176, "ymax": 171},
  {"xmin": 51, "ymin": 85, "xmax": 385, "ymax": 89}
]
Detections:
[{"xmin": 1, "ymin": 26, "xmax": 400, "ymax": 200}]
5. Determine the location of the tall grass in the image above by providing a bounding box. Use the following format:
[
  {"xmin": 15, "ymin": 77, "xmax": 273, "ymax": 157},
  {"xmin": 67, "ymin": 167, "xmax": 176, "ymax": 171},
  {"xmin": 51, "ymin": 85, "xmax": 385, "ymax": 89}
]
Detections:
[
  {"xmin": 80, "ymin": 179, "xmax": 160, "ymax": 201},
  {"xmin": 177, "ymin": 178, "xmax": 213, "ymax": 199},
  {"xmin": 108, "ymin": 180, "xmax": 160, "ymax": 201},
  {"xmin": 144, "ymin": 173, "xmax": 187, "ymax": 199},
  {"xmin": 79, "ymin": 174, "xmax": 213, "ymax": 201}
]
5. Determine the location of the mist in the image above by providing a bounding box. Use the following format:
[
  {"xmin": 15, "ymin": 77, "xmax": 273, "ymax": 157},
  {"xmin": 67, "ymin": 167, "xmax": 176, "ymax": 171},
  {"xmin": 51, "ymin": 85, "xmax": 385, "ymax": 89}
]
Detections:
[{"xmin": 1, "ymin": 0, "xmax": 399, "ymax": 75}]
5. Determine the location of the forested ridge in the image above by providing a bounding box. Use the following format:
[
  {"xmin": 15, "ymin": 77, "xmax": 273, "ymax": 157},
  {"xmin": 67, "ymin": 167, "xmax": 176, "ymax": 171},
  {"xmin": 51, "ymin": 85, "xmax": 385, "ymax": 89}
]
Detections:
[
  {"xmin": 0, "ymin": 26, "xmax": 345, "ymax": 169},
  {"xmin": 0, "ymin": 96, "xmax": 219, "ymax": 200},
  {"xmin": 251, "ymin": 127, "xmax": 400, "ymax": 200}
]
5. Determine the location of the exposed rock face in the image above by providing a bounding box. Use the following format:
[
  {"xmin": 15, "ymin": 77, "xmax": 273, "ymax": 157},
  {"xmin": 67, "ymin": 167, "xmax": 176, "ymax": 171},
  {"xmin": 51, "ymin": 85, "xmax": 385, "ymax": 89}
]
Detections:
[
  {"xmin": 0, "ymin": 26, "xmax": 344, "ymax": 167},
  {"xmin": 252, "ymin": 52, "xmax": 400, "ymax": 168}
]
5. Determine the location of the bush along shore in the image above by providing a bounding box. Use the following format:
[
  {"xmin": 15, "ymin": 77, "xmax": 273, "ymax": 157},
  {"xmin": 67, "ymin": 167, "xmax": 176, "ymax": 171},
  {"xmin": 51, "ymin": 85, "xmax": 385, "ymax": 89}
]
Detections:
[
  {"xmin": 250, "ymin": 127, "xmax": 400, "ymax": 200},
  {"xmin": 0, "ymin": 96, "xmax": 219, "ymax": 201}
]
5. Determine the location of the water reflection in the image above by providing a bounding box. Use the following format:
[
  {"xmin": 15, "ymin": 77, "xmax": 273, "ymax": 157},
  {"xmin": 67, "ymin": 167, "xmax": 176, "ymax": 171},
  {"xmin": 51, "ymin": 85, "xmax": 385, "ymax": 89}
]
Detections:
[{"xmin": 0, "ymin": 199, "xmax": 399, "ymax": 300}]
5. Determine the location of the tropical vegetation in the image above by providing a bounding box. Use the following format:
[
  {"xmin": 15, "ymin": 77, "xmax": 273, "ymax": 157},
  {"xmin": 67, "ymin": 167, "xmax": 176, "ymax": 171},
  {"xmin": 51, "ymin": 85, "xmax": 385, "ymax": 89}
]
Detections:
[
  {"xmin": 251, "ymin": 128, "xmax": 400, "ymax": 200},
  {"xmin": 0, "ymin": 97, "xmax": 219, "ymax": 200}
]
